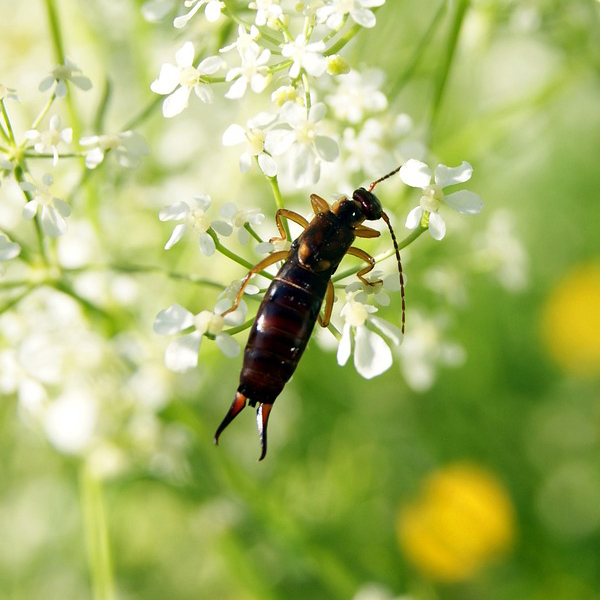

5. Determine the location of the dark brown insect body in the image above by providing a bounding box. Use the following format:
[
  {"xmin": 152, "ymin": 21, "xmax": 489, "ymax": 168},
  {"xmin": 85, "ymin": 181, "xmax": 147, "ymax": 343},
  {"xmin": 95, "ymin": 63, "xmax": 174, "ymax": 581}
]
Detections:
[{"xmin": 215, "ymin": 170, "xmax": 405, "ymax": 459}]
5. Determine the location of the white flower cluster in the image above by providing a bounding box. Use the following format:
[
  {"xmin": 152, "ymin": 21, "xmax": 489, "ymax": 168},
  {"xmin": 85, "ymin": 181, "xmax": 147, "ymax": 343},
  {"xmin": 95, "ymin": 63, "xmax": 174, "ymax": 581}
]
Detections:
[{"xmin": 149, "ymin": 1, "xmax": 395, "ymax": 187}]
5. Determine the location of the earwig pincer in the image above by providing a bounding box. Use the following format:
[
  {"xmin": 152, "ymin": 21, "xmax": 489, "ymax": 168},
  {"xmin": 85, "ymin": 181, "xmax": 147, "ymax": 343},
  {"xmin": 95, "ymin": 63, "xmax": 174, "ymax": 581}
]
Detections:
[{"xmin": 215, "ymin": 167, "xmax": 406, "ymax": 459}]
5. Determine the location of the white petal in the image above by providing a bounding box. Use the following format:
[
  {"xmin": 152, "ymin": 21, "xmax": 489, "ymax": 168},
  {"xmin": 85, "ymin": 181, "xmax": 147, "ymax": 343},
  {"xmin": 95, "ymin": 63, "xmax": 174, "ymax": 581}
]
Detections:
[
  {"xmin": 444, "ymin": 190, "xmax": 484, "ymax": 214},
  {"xmin": 159, "ymin": 200, "xmax": 190, "ymax": 221},
  {"xmin": 428, "ymin": 211, "xmax": 446, "ymax": 240},
  {"xmin": 205, "ymin": 1, "xmax": 223, "ymax": 22},
  {"xmin": 264, "ymin": 128, "xmax": 295, "ymax": 155},
  {"xmin": 249, "ymin": 112, "xmax": 276, "ymax": 128},
  {"xmin": 153, "ymin": 303, "xmax": 194, "ymax": 334},
  {"xmin": 302, "ymin": 53, "xmax": 327, "ymax": 77},
  {"xmin": 164, "ymin": 332, "xmax": 201, "ymax": 372},
  {"xmin": 222, "ymin": 123, "xmax": 246, "ymax": 146},
  {"xmin": 164, "ymin": 223, "xmax": 187, "ymax": 249},
  {"xmin": 193, "ymin": 194, "xmax": 211, "ymax": 211},
  {"xmin": 354, "ymin": 326, "xmax": 392, "ymax": 379},
  {"xmin": 370, "ymin": 316, "xmax": 403, "ymax": 346},
  {"xmin": 309, "ymin": 102, "xmax": 326, "ymax": 123},
  {"xmin": 198, "ymin": 232, "xmax": 216, "ymax": 255},
  {"xmin": 211, "ymin": 220, "xmax": 233, "ymax": 236},
  {"xmin": 405, "ymin": 206, "xmax": 424, "ymax": 230},
  {"xmin": 250, "ymin": 73, "xmax": 269, "ymax": 94},
  {"xmin": 216, "ymin": 334, "xmax": 240, "ymax": 357},
  {"xmin": 84, "ymin": 148, "xmax": 104, "ymax": 169},
  {"xmin": 225, "ymin": 77, "xmax": 247, "ymax": 99},
  {"xmin": 150, "ymin": 63, "xmax": 180, "ymax": 94},
  {"xmin": 258, "ymin": 153, "xmax": 277, "ymax": 177},
  {"xmin": 53, "ymin": 198, "xmax": 71, "ymax": 217},
  {"xmin": 237, "ymin": 227, "xmax": 250, "ymax": 245},
  {"xmin": 314, "ymin": 135, "xmax": 339, "ymax": 161},
  {"xmin": 434, "ymin": 161, "xmax": 473, "ymax": 188},
  {"xmin": 176, "ymin": 42, "xmax": 195, "ymax": 68},
  {"xmin": 194, "ymin": 83, "xmax": 213, "ymax": 104},
  {"xmin": 162, "ymin": 87, "xmax": 190, "ymax": 118},
  {"xmin": 41, "ymin": 206, "xmax": 67, "ymax": 237},
  {"xmin": 350, "ymin": 7, "xmax": 376, "ymax": 28},
  {"xmin": 337, "ymin": 323, "xmax": 353, "ymax": 366},
  {"xmin": 0, "ymin": 236, "xmax": 20, "ymax": 260},
  {"xmin": 219, "ymin": 202, "xmax": 237, "ymax": 219},
  {"xmin": 239, "ymin": 152, "xmax": 252, "ymax": 173},
  {"xmin": 198, "ymin": 55, "xmax": 223, "ymax": 75},
  {"xmin": 23, "ymin": 200, "xmax": 39, "ymax": 219},
  {"xmin": 400, "ymin": 159, "xmax": 432, "ymax": 189}
]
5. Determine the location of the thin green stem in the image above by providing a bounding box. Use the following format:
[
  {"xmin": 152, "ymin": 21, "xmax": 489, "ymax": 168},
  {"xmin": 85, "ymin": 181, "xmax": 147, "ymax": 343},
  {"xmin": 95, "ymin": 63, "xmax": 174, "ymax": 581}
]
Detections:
[
  {"xmin": 244, "ymin": 223, "xmax": 263, "ymax": 243},
  {"xmin": 122, "ymin": 95, "xmax": 163, "ymax": 131},
  {"xmin": 266, "ymin": 175, "xmax": 290, "ymax": 239},
  {"xmin": 332, "ymin": 226, "xmax": 426, "ymax": 282},
  {"xmin": 0, "ymin": 286, "xmax": 35, "ymax": 314},
  {"xmin": 324, "ymin": 23, "xmax": 362, "ymax": 56},
  {"xmin": 429, "ymin": 0, "xmax": 470, "ymax": 146},
  {"xmin": 80, "ymin": 466, "xmax": 117, "ymax": 600},
  {"xmin": 0, "ymin": 100, "xmax": 16, "ymax": 144},
  {"xmin": 29, "ymin": 93, "xmax": 57, "ymax": 131}
]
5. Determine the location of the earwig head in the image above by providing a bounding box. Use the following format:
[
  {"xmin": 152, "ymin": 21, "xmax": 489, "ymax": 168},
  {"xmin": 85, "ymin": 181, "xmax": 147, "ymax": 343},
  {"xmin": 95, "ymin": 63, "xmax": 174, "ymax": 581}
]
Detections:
[{"xmin": 352, "ymin": 187, "xmax": 383, "ymax": 221}]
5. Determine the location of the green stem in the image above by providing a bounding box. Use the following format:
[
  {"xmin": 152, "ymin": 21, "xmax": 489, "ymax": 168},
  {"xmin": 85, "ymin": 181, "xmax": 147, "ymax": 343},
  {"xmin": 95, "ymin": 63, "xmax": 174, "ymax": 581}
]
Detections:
[
  {"xmin": 324, "ymin": 22, "xmax": 362, "ymax": 56},
  {"xmin": 122, "ymin": 95, "xmax": 163, "ymax": 131},
  {"xmin": 80, "ymin": 465, "xmax": 117, "ymax": 600},
  {"xmin": 266, "ymin": 175, "xmax": 290, "ymax": 239},
  {"xmin": 43, "ymin": 0, "xmax": 83, "ymax": 141},
  {"xmin": 29, "ymin": 93, "xmax": 57, "ymax": 130},
  {"xmin": 244, "ymin": 223, "xmax": 263, "ymax": 243},
  {"xmin": 429, "ymin": 0, "xmax": 470, "ymax": 146},
  {"xmin": 0, "ymin": 100, "xmax": 16, "ymax": 144},
  {"xmin": 0, "ymin": 286, "xmax": 35, "ymax": 314},
  {"xmin": 332, "ymin": 226, "xmax": 426, "ymax": 282}
]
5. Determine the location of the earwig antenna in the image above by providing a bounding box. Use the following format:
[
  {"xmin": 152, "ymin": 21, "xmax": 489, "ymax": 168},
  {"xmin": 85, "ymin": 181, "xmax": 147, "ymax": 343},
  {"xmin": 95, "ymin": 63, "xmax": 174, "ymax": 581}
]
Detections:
[
  {"xmin": 381, "ymin": 211, "xmax": 405, "ymax": 334},
  {"xmin": 368, "ymin": 165, "xmax": 402, "ymax": 192}
]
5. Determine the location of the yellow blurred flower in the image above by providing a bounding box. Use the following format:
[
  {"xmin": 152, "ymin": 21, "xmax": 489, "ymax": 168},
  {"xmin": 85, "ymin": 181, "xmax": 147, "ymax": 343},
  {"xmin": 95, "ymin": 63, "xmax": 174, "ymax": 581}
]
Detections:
[
  {"xmin": 541, "ymin": 261, "xmax": 600, "ymax": 376},
  {"xmin": 396, "ymin": 463, "xmax": 515, "ymax": 582}
]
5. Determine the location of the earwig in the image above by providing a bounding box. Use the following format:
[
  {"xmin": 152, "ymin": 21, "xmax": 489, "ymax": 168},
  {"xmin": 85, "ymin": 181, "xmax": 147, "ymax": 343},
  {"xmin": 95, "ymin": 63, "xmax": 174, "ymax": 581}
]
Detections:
[{"xmin": 215, "ymin": 167, "xmax": 405, "ymax": 459}]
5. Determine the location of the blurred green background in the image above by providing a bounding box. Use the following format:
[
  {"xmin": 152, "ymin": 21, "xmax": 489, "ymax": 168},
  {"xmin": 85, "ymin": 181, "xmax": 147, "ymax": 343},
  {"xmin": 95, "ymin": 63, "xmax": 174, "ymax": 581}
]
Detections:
[{"xmin": 1, "ymin": 1, "xmax": 600, "ymax": 599}]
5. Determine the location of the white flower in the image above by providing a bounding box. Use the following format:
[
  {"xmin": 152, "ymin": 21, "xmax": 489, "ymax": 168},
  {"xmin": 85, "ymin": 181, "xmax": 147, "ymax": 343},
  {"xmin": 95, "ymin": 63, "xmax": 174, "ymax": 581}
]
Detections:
[
  {"xmin": 39, "ymin": 58, "xmax": 92, "ymax": 98},
  {"xmin": 400, "ymin": 159, "xmax": 484, "ymax": 241},
  {"xmin": 341, "ymin": 119, "xmax": 385, "ymax": 176},
  {"xmin": 317, "ymin": 0, "xmax": 385, "ymax": 30},
  {"xmin": 79, "ymin": 130, "xmax": 149, "ymax": 169},
  {"xmin": 0, "ymin": 233, "xmax": 21, "ymax": 277},
  {"xmin": 214, "ymin": 278, "xmax": 259, "ymax": 315},
  {"xmin": 141, "ymin": 0, "xmax": 174, "ymax": 22},
  {"xmin": 220, "ymin": 25, "xmax": 261, "ymax": 55},
  {"xmin": 327, "ymin": 69, "xmax": 387, "ymax": 123},
  {"xmin": 24, "ymin": 115, "xmax": 73, "ymax": 166},
  {"xmin": 337, "ymin": 292, "xmax": 402, "ymax": 379},
  {"xmin": 219, "ymin": 202, "xmax": 265, "ymax": 245},
  {"xmin": 281, "ymin": 34, "xmax": 327, "ymax": 79},
  {"xmin": 0, "ymin": 83, "xmax": 19, "ymax": 102},
  {"xmin": 159, "ymin": 194, "xmax": 232, "ymax": 255},
  {"xmin": 396, "ymin": 310, "xmax": 465, "ymax": 392},
  {"xmin": 20, "ymin": 173, "xmax": 71, "ymax": 237},
  {"xmin": 150, "ymin": 42, "xmax": 222, "ymax": 118},
  {"xmin": 154, "ymin": 302, "xmax": 245, "ymax": 371},
  {"xmin": 225, "ymin": 45, "xmax": 271, "ymax": 100},
  {"xmin": 248, "ymin": 0, "xmax": 283, "ymax": 27},
  {"xmin": 222, "ymin": 112, "xmax": 277, "ymax": 176},
  {"xmin": 345, "ymin": 271, "xmax": 400, "ymax": 307},
  {"xmin": 264, "ymin": 101, "xmax": 338, "ymax": 187},
  {"xmin": 173, "ymin": 0, "xmax": 224, "ymax": 27}
]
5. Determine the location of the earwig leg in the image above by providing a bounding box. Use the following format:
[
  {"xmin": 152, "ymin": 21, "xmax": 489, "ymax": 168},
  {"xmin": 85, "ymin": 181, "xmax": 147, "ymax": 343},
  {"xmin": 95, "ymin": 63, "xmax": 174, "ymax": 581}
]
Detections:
[
  {"xmin": 214, "ymin": 391, "xmax": 248, "ymax": 444},
  {"xmin": 318, "ymin": 280, "xmax": 335, "ymax": 327},
  {"xmin": 354, "ymin": 225, "xmax": 381, "ymax": 238},
  {"xmin": 269, "ymin": 209, "xmax": 309, "ymax": 245},
  {"xmin": 310, "ymin": 194, "xmax": 330, "ymax": 214},
  {"xmin": 346, "ymin": 246, "xmax": 382, "ymax": 286},
  {"xmin": 221, "ymin": 250, "xmax": 291, "ymax": 316},
  {"xmin": 256, "ymin": 403, "xmax": 273, "ymax": 461}
]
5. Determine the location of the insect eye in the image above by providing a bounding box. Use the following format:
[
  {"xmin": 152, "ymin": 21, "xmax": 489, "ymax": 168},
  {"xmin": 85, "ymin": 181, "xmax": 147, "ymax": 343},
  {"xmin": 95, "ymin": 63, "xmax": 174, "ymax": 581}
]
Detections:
[{"xmin": 352, "ymin": 187, "xmax": 382, "ymax": 221}]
